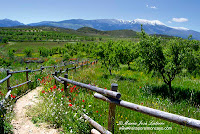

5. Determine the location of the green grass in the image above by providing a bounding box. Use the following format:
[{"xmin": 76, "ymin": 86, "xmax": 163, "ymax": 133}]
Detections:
[
  {"xmin": 2, "ymin": 42, "xmax": 68, "ymax": 53},
  {"xmin": 27, "ymin": 63, "xmax": 200, "ymax": 134}
]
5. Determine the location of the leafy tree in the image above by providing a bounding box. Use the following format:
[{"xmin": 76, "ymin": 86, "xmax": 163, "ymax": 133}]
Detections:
[
  {"xmin": 23, "ymin": 48, "xmax": 33, "ymax": 57},
  {"xmin": 38, "ymin": 47, "xmax": 49, "ymax": 57},
  {"xmin": 2, "ymin": 38, "xmax": 8, "ymax": 43},
  {"xmin": 8, "ymin": 49, "xmax": 15, "ymax": 59},
  {"xmin": 63, "ymin": 53, "xmax": 70, "ymax": 61},
  {"xmin": 118, "ymin": 41, "xmax": 138, "ymax": 69},
  {"xmin": 137, "ymin": 27, "xmax": 199, "ymax": 92},
  {"xmin": 96, "ymin": 41, "xmax": 119, "ymax": 75}
]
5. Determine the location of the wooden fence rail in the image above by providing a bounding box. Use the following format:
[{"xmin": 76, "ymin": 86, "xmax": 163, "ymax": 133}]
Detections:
[
  {"xmin": 10, "ymin": 69, "xmax": 31, "ymax": 74},
  {"xmin": 94, "ymin": 93, "xmax": 200, "ymax": 130},
  {"xmin": 58, "ymin": 77, "xmax": 121, "ymax": 99},
  {"xmin": 9, "ymin": 80, "xmax": 31, "ymax": 90},
  {"xmin": 0, "ymin": 74, "xmax": 11, "ymax": 84},
  {"xmin": 0, "ymin": 60, "xmax": 90, "ymax": 102}
]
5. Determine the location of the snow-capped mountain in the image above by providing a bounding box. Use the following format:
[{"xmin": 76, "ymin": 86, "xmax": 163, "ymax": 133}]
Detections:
[
  {"xmin": 0, "ymin": 18, "xmax": 200, "ymax": 40},
  {"xmin": 29, "ymin": 19, "xmax": 200, "ymax": 39}
]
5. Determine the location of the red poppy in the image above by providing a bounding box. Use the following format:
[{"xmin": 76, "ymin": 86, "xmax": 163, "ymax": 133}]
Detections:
[
  {"xmin": 69, "ymin": 104, "xmax": 72, "ymax": 107},
  {"xmin": 53, "ymin": 85, "xmax": 57, "ymax": 89},
  {"xmin": 11, "ymin": 94, "xmax": 16, "ymax": 98},
  {"xmin": 61, "ymin": 88, "xmax": 64, "ymax": 92},
  {"xmin": 50, "ymin": 88, "xmax": 52, "ymax": 92},
  {"xmin": 67, "ymin": 84, "xmax": 70, "ymax": 86},
  {"xmin": 75, "ymin": 94, "xmax": 78, "ymax": 96},
  {"xmin": 82, "ymin": 100, "xmax": 85, "ymax": 102},
  {"xmin": 96, "ymin": 111, "xmax": 98, "ymax": 113},
  {"xmin": 105, "ymin": 88, "xmax": 107, "ymax": 89},
  {"xmin": 141, "ymin": 103, "xmax": 143, "ymax": 105},
  {"xmin": 62, "ymin": 95, "xmax": 64, "ymax": 97},
  {"xmin": 139, "ymin": 86, "xmax": 141, "ymax": 88},
  {"xmin": 42, "ymin": 90, "xmax": 45, "ymax": 93},
  {"xmin": 38, "ymin": 78, "xmax": 40, "ymax": 81},
  {"xmin": 69, "ymin": 99, "xmax": 71, "ymax": 102}
]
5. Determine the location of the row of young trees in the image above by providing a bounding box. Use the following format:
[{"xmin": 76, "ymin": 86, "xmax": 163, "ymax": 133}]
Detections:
[
  {"xmin": 0, "ymin": 28, "xmax": 101, "ymax": 42},
  {"xmin": 6, "ymin": 28, "xmax": 200, "ymax": 91}
]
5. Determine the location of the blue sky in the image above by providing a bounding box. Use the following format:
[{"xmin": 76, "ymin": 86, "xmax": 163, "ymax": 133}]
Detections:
[{"xmin": 0, "ymin": 0, "xmax": 199, "ymax": 32}]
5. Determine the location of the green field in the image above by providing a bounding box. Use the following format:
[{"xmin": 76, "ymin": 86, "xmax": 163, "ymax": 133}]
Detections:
[{"xmin": 0, "ymin": 27, "xmax": 200, "ymax": 133}]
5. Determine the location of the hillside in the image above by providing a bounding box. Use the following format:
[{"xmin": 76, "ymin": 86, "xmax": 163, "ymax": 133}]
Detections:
[
  {"xmin": 76, "ymin": 27, "xmax": 138, "ymax": 38},
  {"xmin": 0, "ymin": 26, "xmax": 175, "ymax": 43},
  {"xmin": 0, "ymin": 18, "xmax": 200, "ymax": 40}
]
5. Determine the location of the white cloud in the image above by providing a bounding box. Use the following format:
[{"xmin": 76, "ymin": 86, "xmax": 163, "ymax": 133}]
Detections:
[
  {"xmin": 150, "ymin": 6, "xmax": 157, "ymax": 9},
  {"xmin": 168, "ymin": 21, "xmax": 172, "ymax": 23},
  {"xmin": 172, "ymin": 18, "xmax": 188, "ymax": 22},
  {"xmin": 146, "ymin": 4, "xmax": 157, "ymax": 9}
]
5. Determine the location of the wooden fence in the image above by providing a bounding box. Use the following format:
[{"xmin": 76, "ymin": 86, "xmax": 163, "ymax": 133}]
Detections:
[
  {"xmin": 0, "ymin": 59, "xmax": 94, "ymax": 132},
  {"xmin": 0, "ymin": 59, "xmax": 200, "ymax": 134},
  {"xmin": 53, "ymin": 70, "xmax": 200, "ymax": 133}
]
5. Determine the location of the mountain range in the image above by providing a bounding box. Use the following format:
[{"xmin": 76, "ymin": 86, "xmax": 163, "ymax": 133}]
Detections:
[{"xmin": 1, "ymin": 18, "xmax": 200, "ymax": 40}]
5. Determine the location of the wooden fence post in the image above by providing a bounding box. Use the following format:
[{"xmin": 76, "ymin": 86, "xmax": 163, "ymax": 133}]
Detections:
[
  {"xmin": 6, "ymin": 69, "xmax": 10, "ymax": 91},
  {"xmin": 55, "ymin": 71, "xmax": 57, "ymax": 85},
  {"xmin": 108, "ymin": 83, "xmax": 118, "ymax": 133},
  {"xmin": 64, "ymin": 74, "xmax": 68, "ymax": 96},
  {"xmin": 66, "ymin": 68, "xmax": 68, "ymax": 74},
  {"xmin": 40, "ymin": 66, "xmax": 43, "ymax": 73},
  {"xmin": 54, "ymin": 65, "xmax": 56, "ymax": 70},
  {"xmin": 26, "ymin": 67, "xmax": 29, "ymax": 88}
]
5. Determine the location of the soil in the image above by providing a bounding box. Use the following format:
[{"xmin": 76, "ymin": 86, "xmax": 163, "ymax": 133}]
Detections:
[{"xmin": 11, "ymin": 87, "xmax": 59, "ymax": 134}]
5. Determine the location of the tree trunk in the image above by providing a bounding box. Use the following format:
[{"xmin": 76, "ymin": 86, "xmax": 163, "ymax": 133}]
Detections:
[
  {"xmin": 168, "ymin": 81, "xmax": 172, "ymax": 93},
  {"xmin": 109, "ymin": 69, "xmax": 112, "ymax": 75},
  {"xmin": 128, "ymin": 62, "xmax": 130, "ymax": 70}
]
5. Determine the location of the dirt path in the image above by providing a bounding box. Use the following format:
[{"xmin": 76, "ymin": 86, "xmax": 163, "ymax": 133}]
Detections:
[{"xmin": 11, "ymin": 87, "xmax": 59, "ymax": 134}]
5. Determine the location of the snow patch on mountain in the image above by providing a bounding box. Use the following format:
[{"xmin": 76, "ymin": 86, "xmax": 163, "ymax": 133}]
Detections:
[
  {"xmin": 169, "ymin": 26, "xmax": 189, "ymax": 31},
  {"xmin": 133, "ymin": 19, "xmax": 165, "ymax": 26}
]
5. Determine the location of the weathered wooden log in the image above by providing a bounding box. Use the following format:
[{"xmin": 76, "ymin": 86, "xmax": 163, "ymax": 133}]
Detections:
[
  {"xmin": 9, "ymin": 80, "xmax": 31, "ymax": 89},
  {"xmin": 26, "ymin": 67, "xmax": 29, "ymax": 88},
  {"xmin": 10, "ymin": 69, "xmax": 31, "ymax": 74},
  {"xmin": 7, "ymin": 70, "xmax": 10, "ymax": 91},
  {"xmin": 108, "ymin": 84, "xmax": 117, "ymax": 133},
  {"xmin": 0, "ymin": 90, "xmax": 12, "ymax": 108},
  {"xmin": 31, "ymin": 69, "xmax": 42, "ymax": 72},
  {"xmin": 64, "ymin": 74, "xmax": 68, "ymax": 96},
  {"xmin": 94, "ymin": 93, "xmax": 200, "ymax": 130},
  {"xmin": 82, "ymin": 113, "xmax": 112, "ymax": 134},
  {"xmin": 91, "ymin": 129, "xmax": 101, "ymax": 134},
  {"xmin": 59, "ymin": 77, "xmax": 121, "ymax": 99},
  {"xmin": 54, "ymin": 76, "xmax": 64, "ymax": 84},
  {"xmin": 0, "ymin": 74, "xmax": 11, "ymax": 84}
]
